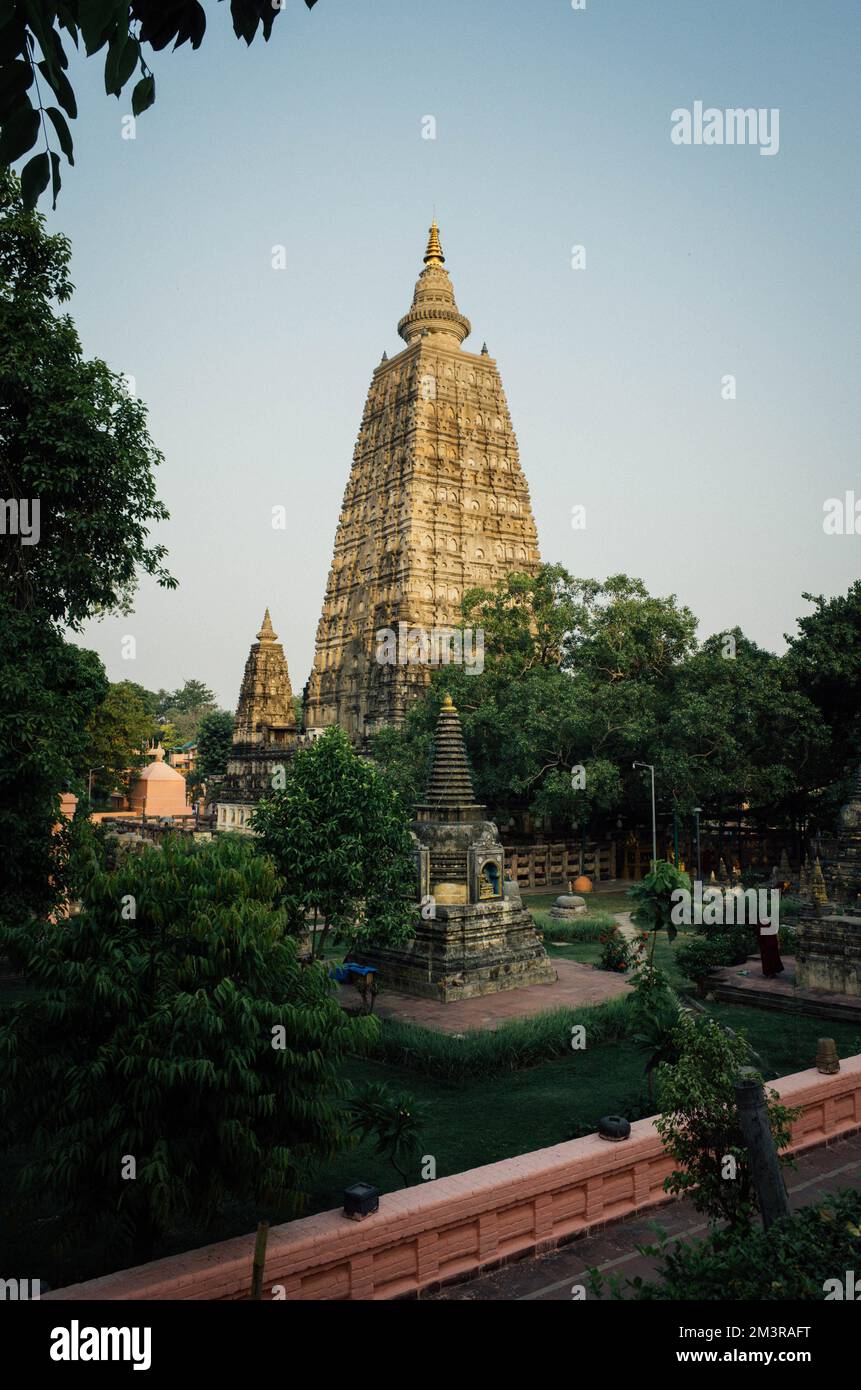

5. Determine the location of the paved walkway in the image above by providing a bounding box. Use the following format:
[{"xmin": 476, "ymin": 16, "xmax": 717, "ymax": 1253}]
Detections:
[
  {"xmin": 429, "ymin": 1130, "xmax": 861, "ymax": 1299},
  {"xmin": 713, "ymin": 957, "xmax": 861, "ymax": 1022},
  {"xmin": 337, "ymin": 958, "xmax": 631, "ymax": 1034}
]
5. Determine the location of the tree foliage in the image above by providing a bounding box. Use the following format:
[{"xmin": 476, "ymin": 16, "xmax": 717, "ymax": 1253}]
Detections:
[
  {"xmin": 0, "ymin": 834, "xmax": 375, "ymax": 1266},
  {"xmin": 251, "ymin": 727, "xmax": 417, "ymax": 961},
  {"xmin": 0, "ymin": 167, "xmax": 174, "ymax": 624},
  {"xmin": 195, "ymin": 708, "xmax": 234, "ymax": 783},
  {"xmin": 80, "ymin": 679, "xmax": 155, "ymax": 800},
  {"xmin": 0, "ymin": 166, "xmax": 171, "ymax": 926},
  {"xmin": 0, "ymin": 1, "xmax": 320, "ymax": 207},
  {"xmin": 655, "ymin": 1012, "xmax": 796, "ymax": 1229}
]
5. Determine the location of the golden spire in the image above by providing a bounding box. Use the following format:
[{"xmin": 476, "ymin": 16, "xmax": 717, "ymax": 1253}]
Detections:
[
  {"xmin": 424, "ymin": 219, "xmax": 445, "ymax": 266},
  {"xmin": 257, "ymin": 608, "xmax": 277, "ymax": 643}
]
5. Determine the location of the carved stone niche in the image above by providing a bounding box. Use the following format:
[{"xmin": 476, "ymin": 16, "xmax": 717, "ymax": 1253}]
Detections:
[
  {"xmin": 468, "ymin": 846, "xmax": 504, "ymax": 903},
  {"xmin": 415, "ymin": 845, "xmax": 430, "ymax": 902}
]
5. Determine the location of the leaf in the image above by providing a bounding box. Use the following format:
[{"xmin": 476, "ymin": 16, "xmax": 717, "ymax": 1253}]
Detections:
[
  {"xmin": 49, "ymin": 148, "xmax": 60, "ymax": 207},
  {"xmin": 20, "ymin": 148, "xmax": 49, "ymax": 208},
  {"xmin": 131, "ymin": 73, "xmax": 155, "ymax": 117},
  {"xmin": 0, "ymin": 98, "xmax": 39, "ymax": 163},
  {"xmin": 46, "ymin": 104, "xmax": 73, "ymax": 164},
  {"xmin": 37, "ymin": 57, "xmax": 76, "ymax": 116},
  {"xmin": 0, "ymin": 57, "xmax": 34, "ymax": 117},
  {"xmin": 78, "ymin": 0, "xmax": 122, "ymax": 56}
]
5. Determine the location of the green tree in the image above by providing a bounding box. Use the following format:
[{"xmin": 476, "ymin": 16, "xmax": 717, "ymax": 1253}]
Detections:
[
  {"xmin": 195, "ymin": 709, "xmax": 234, "ymax": 783},
  {"xmin": 0, "ymin": 167, "xmax": 172, "ymax": 926},
  {"xmin": 0, "ymin": 168, "xmax": 173, "ymax": 624},
  {"xmin": 655, "ymin": 1012, "xmax": 796, "ymax": 1229},
  {"xmin": 0, "ymin": 1, "xmax": 321, "ymax": 207},
  {"xmin": 251, "ymin": 727, "xmax": 417, "ymax": 962},
  {"xmin": 0, "ymin": 835, "xmax": 376, "ymax": 1267},
  {"xmin": 80, "ymin": 680, "xmax": 156, "ymax": 801},
  {"xmin": 0, "ymin": 600, "xmax": 107, "ymax": 921},
  {"xmin": 785, "ymin": 582, "xmax": 861, "ymax": 779}
]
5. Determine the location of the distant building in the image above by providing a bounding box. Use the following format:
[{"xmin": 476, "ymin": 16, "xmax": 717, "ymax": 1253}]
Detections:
[
  {"xmin": 215, "ymin": 610, "xmax": 298, "ymax": 833},
  {"xmin": 127, "ymin": 744, "xmax": 189, "ymax": 818},
  {"xmin": 169, "ymin": 742, "xmax": 197, "ymax": 773}
]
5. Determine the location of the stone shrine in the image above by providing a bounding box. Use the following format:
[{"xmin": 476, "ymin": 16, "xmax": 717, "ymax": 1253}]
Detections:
[
  {"xmin": 215, "ymin": 609, "xmax": 298, "ymax": 832},
  {"xmin": 827, "ymin": 765, "xmax": 861, "ymax": 906},
  {"xmin": 350, "ymin": 695, "xmax": 556, "ymax": 1000},
  {"xmin": 796, "ymin": 766, "xmax": 861, "ymax": 998},
  {"xmin": 304, "ymin": 222, "xmax": 541, "ymax": 745}
]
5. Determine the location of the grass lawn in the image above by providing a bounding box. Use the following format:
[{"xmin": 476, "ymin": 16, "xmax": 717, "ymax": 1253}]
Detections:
[{"xmin": 523, "ymin": 886, "xmax": 634, "ymax": 915}]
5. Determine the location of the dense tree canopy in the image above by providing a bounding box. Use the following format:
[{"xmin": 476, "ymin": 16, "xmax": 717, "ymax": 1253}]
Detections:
[
  {"xmin": 0, "ymin": 167, "xmax": 171, "ymax": 925},
  {"xmin": 372, "ymin": 565, "xmax": 856, "ymax": 849},
  {"xmin": 0, "ymin": 834, "xmax": 375, "ymax": 1268}
]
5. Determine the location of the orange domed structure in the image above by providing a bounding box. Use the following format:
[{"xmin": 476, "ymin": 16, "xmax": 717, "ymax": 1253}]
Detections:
[{"xmin": 128, "ymin": 745, "xmax": 188, "ymax": 818}]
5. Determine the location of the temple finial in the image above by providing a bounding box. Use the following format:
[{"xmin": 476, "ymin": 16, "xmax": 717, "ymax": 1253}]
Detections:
[
  {"xmin": 424, "ymin": 219, "xmax": 445, "ymax": 266},
  {"xmin": 257, "ymin": 608, "xmax": 277, "ymax": 643}
]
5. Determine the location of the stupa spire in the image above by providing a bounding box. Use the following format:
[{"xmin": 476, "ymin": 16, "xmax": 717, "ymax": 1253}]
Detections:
[
  {"xmin": 257, "ymin": 607, "xmax": 276, "ymax": 643},
  {"xmin": 424, "ymin": 219, "xmax": 445, "ymax": 266},
  {"xmin": 422, "ymin": 695, "xmax": 478, "ymax": 808},
  {"xmin": 397, "ymin": 220, "xmax": 470, "ymax": 347}
]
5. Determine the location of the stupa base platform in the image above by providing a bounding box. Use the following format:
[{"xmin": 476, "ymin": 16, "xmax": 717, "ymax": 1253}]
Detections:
[
  {"xmin": 712, "ymin": 956, "xmax": 861, "ymax": 1024},
  {"xmin": 335, "ymin": 957, "xmax": 631, "ymax": 1033},
  {"xmin": 348, "ymin": 903, "xmax": 556, "ymax": 1003}
]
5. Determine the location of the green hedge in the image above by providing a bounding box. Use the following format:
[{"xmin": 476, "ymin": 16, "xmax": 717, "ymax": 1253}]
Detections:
[{"xmin": 367, "ymin": 997, "xmax": 634, "ymax": 1080}]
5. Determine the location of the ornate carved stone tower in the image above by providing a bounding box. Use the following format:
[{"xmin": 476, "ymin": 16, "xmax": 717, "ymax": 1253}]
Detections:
[
  {"xmin": 304, "ymin": 222, "xmax": 541, "ymax": 743},
  {"xmin": 215, "ymin": 609, "xmax": 297, "ymax": 832},
  {"xmin": 351, "ymin": 695, "xmax": 556, "ymax": 1000}
]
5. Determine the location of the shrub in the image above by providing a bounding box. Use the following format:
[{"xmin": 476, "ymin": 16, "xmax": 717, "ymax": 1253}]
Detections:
[
  {"xmin": 655, "ymin": 1011, "xmax": 797, "ymax": 1229},
  {"xmin": 597, "ymin": 928, "xmax": 631, "ymax": 973},
  {"xmin": 675, "ymin": 936, "xmax": 730, "ymax": 996},
  {"xmin": 603, "ymin": 1190, "xmax": 861, "ymax": 1300}
]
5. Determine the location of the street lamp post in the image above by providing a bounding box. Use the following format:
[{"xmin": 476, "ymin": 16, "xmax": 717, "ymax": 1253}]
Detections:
[
  {"xmin": 87, "ymin": 766, "xmax": 104, "ymax": 802},
  {"xmin": 692, "ymin": 807, "xmax": 702, "ymax": 886},
  {"xmin": 633, "ymin": 762, "xmax": 657, "ymax": 870}
]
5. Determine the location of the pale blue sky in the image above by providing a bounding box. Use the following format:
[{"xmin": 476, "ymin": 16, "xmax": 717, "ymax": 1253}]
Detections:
[{"xmin": 51, "ymin": 0, "xmax": 860, "ymax": 709}]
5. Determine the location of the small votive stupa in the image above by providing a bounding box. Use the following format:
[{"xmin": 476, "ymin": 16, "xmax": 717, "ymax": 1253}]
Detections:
[{"xmin": 352, "ymin": 695, "xmax": 556, "ymax": 1000}]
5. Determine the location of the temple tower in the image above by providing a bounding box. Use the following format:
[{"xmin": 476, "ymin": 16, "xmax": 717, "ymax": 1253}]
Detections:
[
  {"xmin": 350, "ymin": 695, "xmax": 556, "ymax": 1000},
  {"xmin": 304, "ymin": 222, "xmax": 541, "ymax": 743},
  {"xmin": 215, "ymin": 609, "xmax": 298, "ymax": 832}
]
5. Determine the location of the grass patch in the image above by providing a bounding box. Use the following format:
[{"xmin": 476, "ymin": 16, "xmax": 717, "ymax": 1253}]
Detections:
[
  {"xmin": 536, "ymin": 910, "xmax": 617, "ymax": 943},
  {"xmin": 703, "ymin": 1002, "xmax": 861, "ymax": 1081},
  {"xmin": 369, "ymin": 995, "xmax": 633, "ymax": 1080}
]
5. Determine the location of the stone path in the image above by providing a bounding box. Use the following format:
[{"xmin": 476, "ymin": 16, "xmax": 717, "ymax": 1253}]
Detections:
[
  {"xmin": 337, "ymin": 957, "xmax": 631, "ymax": 1035},
  {"xmin": 429, "ymin": 1131, "xmax": 861, "ymax": 1300}
]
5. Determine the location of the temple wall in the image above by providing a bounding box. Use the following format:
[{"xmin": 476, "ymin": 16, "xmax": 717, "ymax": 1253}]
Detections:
[{"xmin": 45, "ymin": 1056, "xmax": 861, "ymax": 1302}]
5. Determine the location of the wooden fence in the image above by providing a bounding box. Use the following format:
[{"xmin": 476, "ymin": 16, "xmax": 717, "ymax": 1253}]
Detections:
[{"xmin": 504, "ymin": 842, "xmax": 616, "ymax": 889}]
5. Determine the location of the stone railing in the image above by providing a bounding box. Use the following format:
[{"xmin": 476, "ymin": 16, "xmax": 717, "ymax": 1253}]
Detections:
[{"xmin": 45, "ymin": 1056, "xmax": 861, "ymax": 1302}]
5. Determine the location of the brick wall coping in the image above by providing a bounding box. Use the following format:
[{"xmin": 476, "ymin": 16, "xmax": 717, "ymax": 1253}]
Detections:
[{"xmin": 45, "ymin": 1054, "xmax": 861, "ymax": 1302}]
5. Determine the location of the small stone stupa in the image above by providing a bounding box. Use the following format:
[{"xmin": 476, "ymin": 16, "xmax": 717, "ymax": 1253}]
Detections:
[
  {"xmin": 215, "ymin": 609, "xmax": 298, "ymax": 832},
  {"xmin": 352, "ymin": 695, "xmax": 556, "ymax": 1001}
]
